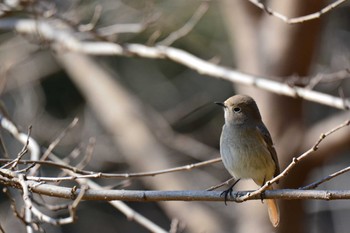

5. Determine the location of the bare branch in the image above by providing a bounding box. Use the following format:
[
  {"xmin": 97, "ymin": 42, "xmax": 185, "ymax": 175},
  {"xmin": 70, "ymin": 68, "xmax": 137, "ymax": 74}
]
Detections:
[
  {"xmin": 48, "ymin": 139, "xmax": 168, "ymax": 232},
  {"xmin": 307, "ymin": 68, "xmax": 350, "ymax": 89},
  {"xmin": 22, "ymin": 157, "xmax": 222, "ymax": 182},
  {"xmin": 285, "ymin": 68, "xmax": 350, "ymax": 89},
  {"xmin": 18, "ymin": 174, "xmax": 82, "ymax": 226},
  {"xmin": 8, "ymin": 178, "xmax": 350, "ymax": 201},
  {"xmin": 248, "ymin": 0, "xmax": 348, "ymax": 24},
  {"xmin": 78, "ymin": 5, "xmax": 102, "ymax": 32},
  {"xmin": 2, "ymin": 166, "xmax": 350, "ymax": 203},
  {"xmin": 0, "ymin": 114, "xmax": 168, "ymax": 233},
  {"xmin": 301, "ymin": 165, "xmax": 350, "ymax": 190},
  {"xmin": 0, "ymin": 18, "xmax": 348, "ymax": 109},
  {"xmin": 206, "ymin": 177, "xmax": 236, "ymax": 191},
  {"xmin": 96, "ymin": 11, "xmax": 161, "ymax": 37},
  {"xmin": 68, "ymin": 184, "xmax": 87, "ymax": 222}
]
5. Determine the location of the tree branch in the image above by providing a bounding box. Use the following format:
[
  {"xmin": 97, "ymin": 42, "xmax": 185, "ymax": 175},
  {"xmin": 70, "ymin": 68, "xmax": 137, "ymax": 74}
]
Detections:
[
  {"xmin": 248, "ymin": 0, "xmax": 348, "ymax": 24},
  {"xmin": 3, "ymin": 176, "xmax": 350, "ymax": 201},
  {"xmin": 0, "ymin": 18, "xmax": 348, "ymax": 109},
  {"xmin": 301, "ymin": 165, "xmax": 350, "ymax": 190}
]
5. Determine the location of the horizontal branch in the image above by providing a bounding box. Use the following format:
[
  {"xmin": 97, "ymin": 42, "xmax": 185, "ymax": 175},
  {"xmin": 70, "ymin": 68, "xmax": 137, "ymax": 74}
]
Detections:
[
  {"xmin": 2, "ymin": 176, "xmax": 350, "ymax": 202},
  {"xmin": 0, "ymin": 18, "xmax": 348, "ymax": 109}
]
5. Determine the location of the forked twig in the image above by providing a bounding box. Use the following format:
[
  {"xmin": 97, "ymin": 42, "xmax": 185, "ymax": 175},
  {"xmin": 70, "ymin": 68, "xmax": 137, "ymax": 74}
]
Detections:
[{"xmin": 18, "ymin": 174, "xmax": 86, "ymax": 226}]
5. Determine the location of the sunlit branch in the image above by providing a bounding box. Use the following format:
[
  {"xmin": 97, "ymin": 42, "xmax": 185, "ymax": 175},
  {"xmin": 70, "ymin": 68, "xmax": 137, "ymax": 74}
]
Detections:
[
  {"xmin": 0, "ymin": 18, "xmax": 348, "ymax": 109},
  {"xmin": 248, "ymin": 0, "xmax": 348, "ymax": 24}
]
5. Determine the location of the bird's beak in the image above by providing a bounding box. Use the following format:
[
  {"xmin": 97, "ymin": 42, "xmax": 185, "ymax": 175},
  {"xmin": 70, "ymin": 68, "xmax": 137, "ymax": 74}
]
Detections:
[{"xmin": 215, "ymin": 102, "xmax": 226, "ymax": 108}]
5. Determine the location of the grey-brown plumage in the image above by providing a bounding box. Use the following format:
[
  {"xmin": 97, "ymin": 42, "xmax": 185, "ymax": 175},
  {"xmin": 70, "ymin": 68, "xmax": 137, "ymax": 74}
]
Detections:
[{"xmin": 217, "ymin": 94, "xmax": 280, "ymax": 227}]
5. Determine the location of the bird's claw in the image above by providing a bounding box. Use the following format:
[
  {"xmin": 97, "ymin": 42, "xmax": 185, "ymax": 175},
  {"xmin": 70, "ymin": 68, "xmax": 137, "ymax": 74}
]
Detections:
[
  {"xmin": 220, "ymin": 187, "xmax": 233, "ymax": 205},
  {"xmin": 220, "ymin": 178, "xmax": 241, "ymax": 205},
  {"xmin": 260, "ymin": 191, "xmax": 265, "ymax": 203}
]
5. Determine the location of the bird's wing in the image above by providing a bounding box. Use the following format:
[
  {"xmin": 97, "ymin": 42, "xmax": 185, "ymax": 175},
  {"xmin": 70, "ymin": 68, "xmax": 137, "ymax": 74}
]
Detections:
[{"xmin": 256, "ymin": 124, "xmax": 280, "ymax": 178}]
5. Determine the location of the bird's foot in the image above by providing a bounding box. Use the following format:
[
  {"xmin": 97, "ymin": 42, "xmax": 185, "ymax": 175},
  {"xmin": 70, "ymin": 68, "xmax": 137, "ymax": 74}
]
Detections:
[
  {"xmin": 220, "ymin": 178, "xmax": 241, "ymax": 205},
  {"xmin": 260, "ymin": 191, "xmax": 265, "ymax": 203},
  {"xmin": 220, "ymin": 187, "xmax": 233, "ymax": 205}
]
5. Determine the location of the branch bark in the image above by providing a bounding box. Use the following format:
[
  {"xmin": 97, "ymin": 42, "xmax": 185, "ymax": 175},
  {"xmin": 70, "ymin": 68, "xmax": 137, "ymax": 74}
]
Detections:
[{"xmin": 2, "ymin": 175, "xmax": 350, "ymax": 201}]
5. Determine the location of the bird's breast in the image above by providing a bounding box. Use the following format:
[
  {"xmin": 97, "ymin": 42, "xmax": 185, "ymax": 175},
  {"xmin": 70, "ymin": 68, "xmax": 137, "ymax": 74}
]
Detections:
[{"xmin": 220, "ymin": 125, "xmax": 275, "ymax": 183}]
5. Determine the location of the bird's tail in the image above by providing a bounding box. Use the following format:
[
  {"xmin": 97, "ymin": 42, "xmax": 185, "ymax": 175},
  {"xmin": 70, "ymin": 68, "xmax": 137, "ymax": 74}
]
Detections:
[{"xmin": 266, "ymin": 186, "xmax": 280, "ymax": 227}]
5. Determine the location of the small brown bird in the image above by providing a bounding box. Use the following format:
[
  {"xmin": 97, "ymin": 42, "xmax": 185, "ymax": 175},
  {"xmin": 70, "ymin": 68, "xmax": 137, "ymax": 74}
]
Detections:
[{"xmin": 216, "ymin": 94, "xmax": 280, "ymax": 227}]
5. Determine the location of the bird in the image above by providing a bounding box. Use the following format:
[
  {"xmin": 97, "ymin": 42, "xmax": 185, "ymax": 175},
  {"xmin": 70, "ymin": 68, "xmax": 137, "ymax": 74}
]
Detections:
[{"xmin": 216, "ymin": 94, "xmax": 280, "ymax": 227}]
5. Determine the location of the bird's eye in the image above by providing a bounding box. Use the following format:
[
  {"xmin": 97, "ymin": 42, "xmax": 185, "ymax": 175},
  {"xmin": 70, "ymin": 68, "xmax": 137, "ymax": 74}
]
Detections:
[{"xmin": 233, "ymin": 107, "xmax": 241, "ymax": 113}]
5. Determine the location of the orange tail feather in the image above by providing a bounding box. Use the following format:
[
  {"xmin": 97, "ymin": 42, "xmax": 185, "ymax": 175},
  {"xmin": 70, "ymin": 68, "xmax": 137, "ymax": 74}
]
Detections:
[{"xmin": 266, "ymin": 198, "xmax": 279, "ymax": 227}]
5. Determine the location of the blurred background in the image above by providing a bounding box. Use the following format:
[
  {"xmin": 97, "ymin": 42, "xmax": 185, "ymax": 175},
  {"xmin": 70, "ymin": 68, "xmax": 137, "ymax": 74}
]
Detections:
[{"xmin": 0, "ymin": 0, "xmax": 350, "ymax": 233}]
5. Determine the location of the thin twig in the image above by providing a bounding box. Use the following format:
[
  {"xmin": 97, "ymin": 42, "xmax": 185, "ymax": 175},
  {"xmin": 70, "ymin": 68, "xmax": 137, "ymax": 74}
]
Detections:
[
  {"xmin": 248, "ymin": 0, "xmax": 348, "ymax": 24},
  {"xmin": 286, "ymin": 68, "xmax": 350, "ymax": 89},
  {"xmin": 157, "ymin": 1, "xmax": 209, "ymax": 46},
  {"xmin": 306, "ymin": 68, "xmax": 350, "ymax": 89},
  {"xmin": 0, "ymin": 159, "xmax": 81, "ymax": 172},
  {"xmin": 32, "ymin": 196, "xmax": 69, "ymax": 211},
  {"xmin": 5, "ymin": 126, "xmax": 32, "ymax": 169},
  {"xmin": 3, "ymin": 187, "xmax": 27, "ymax": 226},
  {"xmin": 0, "ymin": 156, "xmax": 221, "ymax": 179},
  {"xmin": 78, "ymin": 5, "xmax": 102, "ymax": 32},
  {"xmin": 0, "ymin": 116, "xmax": 40, "ymax": 161},
  {"xmin": 301, "ymin": 165, "xmax": 350, "ymax": 190},
  {"xmin": 68, "ymin": 184, "xmax": 87, "ymax": 222},
  {"xmin": 24, "ymin": 157, "xmax": 222, "ymax": 182},
  {"xmin": 28, "ymin": 117, "xmax": 78, "ymax": 176},
  {"xmin": 206, "ymin": 177, "xmax": 236, "ymax": 191},
  {"xmin": 97, "ymin": 12, "xmax": 161, "ymax": 36},
  {"xmin": 41, "ymin": 117, "xmax": 79, "ymax": 162},
  {"xmin": 75, "ymin": 137, "xmax": 95, "ymax": 169},
  {"xmin": 19, "ymin": 174, "xmax": 35, "ymax": 233}
]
